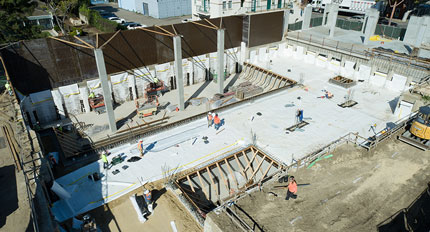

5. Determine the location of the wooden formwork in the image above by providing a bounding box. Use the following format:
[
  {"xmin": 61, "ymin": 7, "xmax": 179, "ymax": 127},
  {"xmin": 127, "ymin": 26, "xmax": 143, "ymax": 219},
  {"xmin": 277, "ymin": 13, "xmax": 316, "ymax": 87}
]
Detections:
[{"xmin": 175, "ymin": 145, "xmax": 281, "ymax": 213}]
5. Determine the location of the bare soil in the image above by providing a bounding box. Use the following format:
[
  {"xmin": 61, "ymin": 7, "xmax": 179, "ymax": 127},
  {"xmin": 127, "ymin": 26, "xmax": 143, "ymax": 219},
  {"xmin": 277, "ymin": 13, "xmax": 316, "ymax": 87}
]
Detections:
[
  {"xmin": 211, "ymin": 138, "xmax": 430, "ymax": 231},
  {"xmin": 89, "ymin": 182, "xmax": 202, "ymax": 232}
]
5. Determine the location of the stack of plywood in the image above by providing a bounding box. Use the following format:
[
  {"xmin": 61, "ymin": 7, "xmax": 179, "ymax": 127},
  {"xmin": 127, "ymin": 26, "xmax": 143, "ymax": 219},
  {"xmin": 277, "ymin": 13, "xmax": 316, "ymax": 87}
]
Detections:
[{"xmin": 234, "ymin": 81, "xmax": 264, "ymax": 100}]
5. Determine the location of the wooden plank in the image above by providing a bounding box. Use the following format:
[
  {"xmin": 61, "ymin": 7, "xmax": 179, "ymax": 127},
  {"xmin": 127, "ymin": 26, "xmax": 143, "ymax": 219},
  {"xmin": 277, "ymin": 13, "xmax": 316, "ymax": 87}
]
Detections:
[
  {"xmin": 138, "ymin": 27, "xmax": 173, "ymax": 37},
  {"xmin": 234, "ymin": 154, "xmax": 247, "ymax": 179},
  {"xmin": 74, "ymin": 36, "xmax": 94, "ymax": 49},
  {"xmin": 248, "ymin": 154, "xmax": 266, "ymax": 181},
  {"xmin": 260, "ymin": 161, "xmax": 274, "ymax": 182},
  {"xmin": 254, "ymin": 154, "xmax": 266, "ymax": 176},
  {"xmin": 206, "ymin": 167, "xmax": 219, "ymax": 199},
  {"xmin": 197, "ymin": 171, "xmax": 209, "ymax": 199},
  {"xmin": 100, "ymin": 30, "xmax": 121, "ymax": 48},
  {"xmin": 216, "ymin": 162, "xmax": 230, "ymax": 193},
  {"xmin": 186, "ymin": 175, "xmax": 195, "ymax": 192},
  {"xmin": 225, "ymin": 158, "xmax": 239, "ymax": 188},
  {"xmin": 155, "ymin": 25, "xmax": 175, "ymax": 36},
  {"xmin": 191, "ymin": 21, "xmax": 217, "ymax": 30},
  {"xmin": 243, "ymin": 149, "xmax": 258, "ymax": 172},
  {"xmin": 49, "ymin": 37, "xmax": 92, "ymax": 49}
]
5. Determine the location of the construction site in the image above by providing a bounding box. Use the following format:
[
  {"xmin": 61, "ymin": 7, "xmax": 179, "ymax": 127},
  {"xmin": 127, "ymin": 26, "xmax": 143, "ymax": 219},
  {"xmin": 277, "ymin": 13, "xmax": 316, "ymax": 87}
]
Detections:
[{"xmin": 0, "ymin": 5, "xmax": 430, "ymax": 232}]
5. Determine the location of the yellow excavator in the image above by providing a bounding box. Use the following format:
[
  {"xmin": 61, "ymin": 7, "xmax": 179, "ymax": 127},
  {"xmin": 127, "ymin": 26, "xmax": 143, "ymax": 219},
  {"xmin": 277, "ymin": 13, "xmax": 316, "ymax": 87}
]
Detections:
[{"xmin": 399, "ymin": 105, "xmax": 430, "ymax": 150}]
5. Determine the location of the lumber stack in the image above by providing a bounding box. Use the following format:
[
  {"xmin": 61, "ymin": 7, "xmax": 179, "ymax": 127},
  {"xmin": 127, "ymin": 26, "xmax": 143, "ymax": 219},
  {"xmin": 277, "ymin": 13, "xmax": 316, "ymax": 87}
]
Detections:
[{"xmin": 233, "ymin": 82, "xmax": 264, "ymax": 100}]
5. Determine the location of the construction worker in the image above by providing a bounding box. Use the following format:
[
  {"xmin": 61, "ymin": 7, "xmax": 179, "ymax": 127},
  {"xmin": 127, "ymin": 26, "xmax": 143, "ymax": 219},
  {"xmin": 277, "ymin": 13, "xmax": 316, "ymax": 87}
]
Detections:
[
  {"xmin": 101, "ymin": 152, "xmax": 109, "ymax": 169},
  {"xmin": 296, "ymin": 109, "xmax": 303, "ymax": 123},
  {"xmin": 207, "ymin": 112, "xmax": 213, "ymax": 128},
  {"xmin": 4, "ymin": 82, "xmax": 12, "ymax": 96},
  {"xmin": 285, "ymin": 176, "xmax": 297, "ymax": 200},
  {"xmin": 138, "ymin": 140, "xmax": 144, "ymax": 157},
  {"xmin": 214, "ymin": 113, "xmax": 221, "ymax": 130},
  {"xmin": 89, "ymin": 92, "xmax": 95, "ymax": 99}
]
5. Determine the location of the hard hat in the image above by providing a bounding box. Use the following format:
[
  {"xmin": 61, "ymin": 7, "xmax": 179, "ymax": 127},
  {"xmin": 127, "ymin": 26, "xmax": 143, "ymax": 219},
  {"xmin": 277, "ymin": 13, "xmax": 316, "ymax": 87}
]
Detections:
[
  {"xmin": 208, "ymin": 111, "xmax": 212, "ymax": 114},
  {"xmin": 144, "ymin": 189, "xmax": 149, "ymax": 194}
]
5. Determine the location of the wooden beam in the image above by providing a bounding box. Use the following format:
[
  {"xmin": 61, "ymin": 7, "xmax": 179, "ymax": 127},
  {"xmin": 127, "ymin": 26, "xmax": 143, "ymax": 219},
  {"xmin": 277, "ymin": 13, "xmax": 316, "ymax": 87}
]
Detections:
[
  {"xmin": 49, "ymin": 37, "xmax": 92, "ymax": 49},
  {"xmin": 186, "ymin": 175, "xmax": 196, "ymax": 192},
  {"xmin": 197, "ymin": 171, "xmax": 209, "ymax": 199},
  {"xmin": 171, "ymin": 25, "xmax": 178, "ymax": 35},
  {"xmin": 254, "ymin": 154, "xmax": 266, "ymax": 176},
  {"xmin": 138, "ymin": 27, "xmax": 174, "ymax": 37},
  {"xmin": 204, "ymin": 19, "xmax": 218, "ymax": 29},
  {"xmin": 243, "ymin": 149, "xmax": 258, "ymax": 173},
  {"xmin": 216, "ymin": 162, "xmax": 230, "ymax": 193},
  {"xmin": 191, "ymin": 21, "xmax": 217, "ymax": 30},
  {"xmin": 248, "ymin": 154, "xmax": 266, "ymax": 181},
  {"xmin": 224, "ymin": 158, "xmax": 239, "ymax": 188},
  {"xmin": 206, "ymin": 167, "xmax": 219, "ymax": 199},
  {"xmin": 74, "ymin": 36, "xmax": 95, "ymax": 49},
  {"xmin": 260, "ymin": 161, "xmax": 274, "ymax": 182},
  {"xmin": 100, "ymin": 30, "xmax": 121, "ymax": 48},
  {"xmin": 155, "ymin": 25, "xmax": 175, "ymax": 36},
  {"xmin": 96, "ymin": 33, "xmax": 99, "ymax": 48},
  {"xmin": 234, "ymin": 154, "xmax": 247, "ymax": 179}
]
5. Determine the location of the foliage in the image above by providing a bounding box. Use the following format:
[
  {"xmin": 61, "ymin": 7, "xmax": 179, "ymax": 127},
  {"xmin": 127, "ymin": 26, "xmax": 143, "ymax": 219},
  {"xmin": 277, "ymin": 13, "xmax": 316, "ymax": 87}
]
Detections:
[
  {"xmin": 45, "ymin": 0, "xmax": 79, "ymax": 34},
  {"xmin": 79, "ymin": 5, "xmax": 118, "ymax": 33},
  {"xmin": 422, "ymin": 95, "xmax": 430, "ymax": 103},
  {"xmin": 0, "ymin": 0, "xmax": 46, "ymax": 44},
  {"xmin": 69, "ymin": 27, "xmax": 84, "ymax": 36}
]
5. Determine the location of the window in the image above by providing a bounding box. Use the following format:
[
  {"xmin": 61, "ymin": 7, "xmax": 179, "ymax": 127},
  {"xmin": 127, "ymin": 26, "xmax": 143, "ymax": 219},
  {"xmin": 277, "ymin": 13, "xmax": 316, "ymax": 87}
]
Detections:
[
  {"xmin": 223, "ymin": 1, "xmax": 226, "ymax": 10},
  {"xmin": 228, "ymin": 0, "xmax": 232, "ymax": 8}
]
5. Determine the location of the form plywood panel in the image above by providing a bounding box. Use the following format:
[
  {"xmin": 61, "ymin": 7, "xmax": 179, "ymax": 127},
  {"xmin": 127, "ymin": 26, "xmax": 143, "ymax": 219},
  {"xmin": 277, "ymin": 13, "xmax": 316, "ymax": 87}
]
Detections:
[{"xmin": 249, "ymin": 11, "xmax": 284, "ymax": 47}]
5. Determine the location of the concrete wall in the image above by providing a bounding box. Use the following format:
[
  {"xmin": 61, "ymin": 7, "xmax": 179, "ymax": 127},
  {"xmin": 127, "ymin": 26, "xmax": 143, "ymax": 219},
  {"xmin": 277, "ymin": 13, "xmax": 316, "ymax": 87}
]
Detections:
[
  {"xmin": 404, "ymin": 16, "xmax": 430, "ymax": 46},
  {"xmin": 119, "ymin": 0, "xmax": 190, "ymax": 18}
]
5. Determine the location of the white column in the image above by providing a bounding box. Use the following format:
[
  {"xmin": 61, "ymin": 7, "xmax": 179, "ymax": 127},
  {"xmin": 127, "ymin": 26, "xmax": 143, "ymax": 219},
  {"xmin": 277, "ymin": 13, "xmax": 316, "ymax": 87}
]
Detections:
[
  {"xmin": 94, "ymin": 48, "xmax": 117, "ymax": 133},
  {"xmin": 173, "ymin": 36, "xmax": 185, "ymax": 110},
  {"xmin": 217, "ymin": 29, "xmax": 225, "ymax": 94}
]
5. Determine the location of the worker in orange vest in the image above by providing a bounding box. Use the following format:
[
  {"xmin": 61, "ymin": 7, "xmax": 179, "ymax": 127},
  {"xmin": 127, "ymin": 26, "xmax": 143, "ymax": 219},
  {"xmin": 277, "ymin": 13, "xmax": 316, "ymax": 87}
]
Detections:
[
  {"xmin": 207, "ymin": 112, "xmax": 213, "ymax": 128},
  {"xmin": 138, "ymin": 140, "xmax": 144, "ymax": 157},
  {"xmin": 285, "ymin": 176, "xmax": 298, "ymax": 200},
  {"xmin": 214, "ymin": 113, "xmax": 221, "ymax": 130}
]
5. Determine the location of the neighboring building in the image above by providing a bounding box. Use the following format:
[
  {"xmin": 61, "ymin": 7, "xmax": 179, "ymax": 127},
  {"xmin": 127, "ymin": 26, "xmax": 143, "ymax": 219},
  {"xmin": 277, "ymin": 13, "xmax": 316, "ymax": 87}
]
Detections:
[
  {"xmin": 27, "ymin": 9, "xmax": 54, "ymax": 30},
  {"xmin": 118, "ymin": 0, "xmax": 191, "ymax": 18},
  {"xmin": 311, "ymin": 0, "xmax": 376, "ymax": 14},
  {"xmin": 91, "ymin": 0, "xmax": 109, "ymax": 4}
]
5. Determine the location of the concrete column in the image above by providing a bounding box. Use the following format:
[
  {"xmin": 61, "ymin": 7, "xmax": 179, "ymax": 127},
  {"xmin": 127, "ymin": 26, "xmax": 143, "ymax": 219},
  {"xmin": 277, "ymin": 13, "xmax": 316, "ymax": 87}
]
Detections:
[
  {"xmin": 414, "ymin": 17, "xmax": 429, "ymax": 47},
  {"xmin": 79, "ymin": 86, "xmax": 91, "ymax": 113},
  {"xmin": 240, "ymin": 41, "xmax": 248, "ymax": 64},
  {"xmin": 328, "ymin": 4, "xmax": 339, "ymax": 38},
  {"xmin": 129, "ymin": 74, "xmax": 137, "ymax": 100},
  {"xmin": 173, "ymin": 36, "xmax": 185, "ymax": 111},
  {"xmin": 361, "ymin": 16, "xmax": 368, "ymax": 33},
  {"xmin": 302, "ymin": 5, "xmax": 312, "ymax": 30},
  {"xmin": 283, "ymin": 9, "xmax": 290, "ymax": 38},
  {"xmin": 94, "ymin": 49, "xmax": 117, "ymax": 133},
  {"xmin": 217, "ymin": 29, "xmax": 225, "ymax": 94},
  {"xmin": 370, "ymin": 65, "xmax": 377, "ymax": 76},
  {"xmin": 322, "ymin": 6, "xmax": 328, "ymax": 26},
  {"xmin": 363, "ymin": 8, "xmax": 379, "ymax": 45}
]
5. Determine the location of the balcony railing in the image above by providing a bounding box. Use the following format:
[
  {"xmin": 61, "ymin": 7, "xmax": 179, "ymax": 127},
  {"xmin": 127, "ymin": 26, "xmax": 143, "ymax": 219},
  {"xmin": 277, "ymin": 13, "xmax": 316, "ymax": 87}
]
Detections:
[
  {"xmin": 197, "ymin": 5, "xmax": 210, "ymax": 14},
  {"xmin": 245, "ymin": 2, "xmax": 289, "ymax": 13}
]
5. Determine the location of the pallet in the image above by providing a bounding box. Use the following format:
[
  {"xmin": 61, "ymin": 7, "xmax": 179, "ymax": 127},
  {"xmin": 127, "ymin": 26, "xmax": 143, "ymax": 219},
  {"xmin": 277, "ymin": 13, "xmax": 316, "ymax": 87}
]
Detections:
[
  {"xmin": 338, "ymin": 100, "xmax": 358, "ymax": 108},
  {"xmin": 285, "ymin": 121, "xmax": 309, "ymax": 132}
]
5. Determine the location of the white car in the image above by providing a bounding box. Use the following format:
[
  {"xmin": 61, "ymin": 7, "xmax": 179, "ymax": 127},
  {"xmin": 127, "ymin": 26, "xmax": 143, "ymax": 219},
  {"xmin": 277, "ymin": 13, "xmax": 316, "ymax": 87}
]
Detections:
[
  {"xmin": 108, "ymin": 17, "xmax": 125, "ymax": 24},
  {"xmin": 181, "ymin": 18, "xmax": 193, "ymax": 23},
  {"xmin": 124, "ymin": 22, "xmax": 146, "ymax": 30}
]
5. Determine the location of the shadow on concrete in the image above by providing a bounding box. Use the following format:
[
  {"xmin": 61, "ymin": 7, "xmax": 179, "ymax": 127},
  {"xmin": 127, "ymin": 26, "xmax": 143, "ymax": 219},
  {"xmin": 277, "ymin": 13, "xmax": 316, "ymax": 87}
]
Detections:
[
  {"xmin": 116, "ymin": 110, "xmax": 137, "ymax": 129},
  {"xmin": 388, "ymin": 96, "xmax": 400, "ymax": 114},
  {"xmin": 224, "ymin": 73, "xmax": 240, "ymax": 93},
  {"xmin": 0, "ymin": 165, "xmax": 18, "ymax": 228},
  {"xmin": 185, "ymin": 81, "xmax": 212, "ymax": 108}
]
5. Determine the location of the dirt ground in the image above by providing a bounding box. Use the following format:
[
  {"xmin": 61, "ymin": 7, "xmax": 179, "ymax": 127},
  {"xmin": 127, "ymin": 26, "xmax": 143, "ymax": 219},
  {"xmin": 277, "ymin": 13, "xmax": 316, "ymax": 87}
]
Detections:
[
  {"xmin": 89, "ymin": 180, "xmax": 202, "ymax": 232},
  {"xmin": 211, "ymin": 138, "xmax": 430, "ymax": 232},
  {"xmin": 0, "ymin": 93, "xmax": 34, "ymax": 231}
]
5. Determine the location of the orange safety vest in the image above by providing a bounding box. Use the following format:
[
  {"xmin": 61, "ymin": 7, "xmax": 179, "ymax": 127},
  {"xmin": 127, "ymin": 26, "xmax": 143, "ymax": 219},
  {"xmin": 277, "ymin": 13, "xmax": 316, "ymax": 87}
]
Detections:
[
  {"xmin": 208, "ymin": 114, "xmax": 213, "ymax": 121},
  {"xmin": 138, "ymin": 141, "xmax": 143, "ymax": 151},
  {"xmin": 288, "ymin": 181, "xmax": 297, "ymax": 194},
  {"xmin": 214, "ymin": 116, "xmax": 220, "ymax": 124}
]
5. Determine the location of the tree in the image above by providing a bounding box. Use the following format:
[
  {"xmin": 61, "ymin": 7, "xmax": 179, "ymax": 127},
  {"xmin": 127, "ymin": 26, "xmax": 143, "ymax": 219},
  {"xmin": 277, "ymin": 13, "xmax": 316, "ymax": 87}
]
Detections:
[
  {"xmin": 388, "ymin": 0, "xmax": 405, "ymax": 26},
  {"xmin": 0, "ymin": 0, "xmax": 43, "ymax": 44},
  {"xmin": 44, "ymin": 0, "xmax": 79, "ymax": 34}
]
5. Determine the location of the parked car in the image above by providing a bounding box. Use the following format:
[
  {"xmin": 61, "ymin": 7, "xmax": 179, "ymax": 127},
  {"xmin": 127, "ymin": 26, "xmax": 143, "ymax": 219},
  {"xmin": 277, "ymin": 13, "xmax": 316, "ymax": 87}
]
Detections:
[
  {"xmin": 181, "ymin": 18, "xmax": 193, "ymax": 23},
  {"xmin": 99, "ymin": 11, "xmax": 116, "ymax": 19},
  {"xmin": 348, "ymin": 15, "xmax": 364, "ymax": 22},
  {"xmin": 108, "ymin": 17, "xmax": 126, "ymax": 24},
  {"xmin": 122, "ymin": 22, "xmax": 146, "ymax": 30},
  {"xmin": 379, "ymin": 18, "xmax": 398, "ymax": 27}
]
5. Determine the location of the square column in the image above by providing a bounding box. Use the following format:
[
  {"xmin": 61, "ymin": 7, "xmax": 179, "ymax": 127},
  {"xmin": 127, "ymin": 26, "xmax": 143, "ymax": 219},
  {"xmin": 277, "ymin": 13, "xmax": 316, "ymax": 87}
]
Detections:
[
  {"xmin": 327, "ymin": 4, "xmax": 339, "ymax": 38},
  {"xmin": 94, "ymin": 49, "xmax": 117, "ymax": 133},
  {"xmin": 363, "ymin": 8, "xmax": 379, "ymax": 45},
  {"xmin": 173, "ymin": 36, "xmax": 185, "ymax": 111},
  {"xmin": 217, "ymin": 29, "xmax": 225, "ymax": 94},
  {"xmin": 283, "ymin": 9, "xmax": 290, "ymax": 38},
  {"xmin": 302, "ymin": 5, "xmax": 312, "ymax": 30}
]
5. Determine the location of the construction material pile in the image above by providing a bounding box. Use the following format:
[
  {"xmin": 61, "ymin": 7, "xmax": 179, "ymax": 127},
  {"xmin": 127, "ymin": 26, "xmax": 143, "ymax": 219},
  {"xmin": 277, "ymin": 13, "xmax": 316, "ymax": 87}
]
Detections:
[
  {"xmin": 230, "ymin": 81, "xmax": 264, "ymax": 100},
  {"xmin": 329, "ymin": 76, "xmax": 356, "ymax": 89}
]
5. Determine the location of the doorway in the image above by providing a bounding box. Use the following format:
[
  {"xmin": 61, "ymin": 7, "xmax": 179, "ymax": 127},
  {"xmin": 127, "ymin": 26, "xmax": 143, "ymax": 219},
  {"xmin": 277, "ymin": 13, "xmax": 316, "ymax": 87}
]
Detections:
[{"xmin": 142, "ymin": 3, "xmax": 149, "ymax": 15}]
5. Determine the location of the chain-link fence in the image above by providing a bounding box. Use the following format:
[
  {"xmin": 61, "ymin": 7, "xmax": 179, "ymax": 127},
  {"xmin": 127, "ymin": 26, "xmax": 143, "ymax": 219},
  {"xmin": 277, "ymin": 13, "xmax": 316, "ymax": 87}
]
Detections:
[
  {"xmin": 288, "ymin": 21, "xmax": 303, "ymax": 31},
  {"xmin": 336, "ymin": 18, "xmax": 363, "ymax": 31},
  {"xmin": 374, "ymin": 25, "xmax": 407, "ymax": 40}
]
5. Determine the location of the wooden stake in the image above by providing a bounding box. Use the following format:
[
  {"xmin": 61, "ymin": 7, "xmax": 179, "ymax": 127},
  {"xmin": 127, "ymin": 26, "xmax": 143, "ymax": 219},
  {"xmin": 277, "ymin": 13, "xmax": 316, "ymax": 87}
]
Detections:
[
  {"xmin": 204, "ymin": 19, "xmax": 218, "ymax": 29},
  {"xmin": 224, "ymin": 158, "xmax": 239, "ymax": 188},
  {"xmin": 234, "ymin": 154, "xmax": 247, "ymax": 179},
  {"xmin": 248, "ymin": 154, "xmax": 265, "ymax": 181},
  {"xmin": 49, "ymin": 37, "xmax": 92, "ymax": 49},
  {"xmin": 74, "ymin": 36, "xmax": 95, "ymax": 49},
  {"xmin": 155, "ymin": 25, "xmax": 175, "ymax": 36},
  {"xmin": 260, "ymin": 161, "xmax": 274, "ymax": 182},
  {"xmin": 191, "ymin": 21, "xmax": 217, "ymax": 30},
  {"xmin": 206, "ymin": 167, "xmax": 219, "ymax": 199},
  {"xmin": 171, "ymin": 25, "xmax": 178, "ymax": 35},
  {"xmin": 186, "ymin": 175, "xmax": 196, "ymax": 192},
  {"xmin": 197, "ymin": 171, "xmax": 209, "ymax": 199},
  {"xmin": 243, "ymin": 149, "xmax": 257, "ymax": 172},
  {"xmin": 100, "ymin": 30, "xmax": 121, "ymax": 49},
  {"xmin": 138, "ymin": 27, "xmax": 174, "ymax": 37},
  {"xmin": 216, "ymin": 163, "xmax": 230, "ymax": 193},
  {"xmin": 96, "ymin": 33, "xmax": 99, "ymax": 48}
]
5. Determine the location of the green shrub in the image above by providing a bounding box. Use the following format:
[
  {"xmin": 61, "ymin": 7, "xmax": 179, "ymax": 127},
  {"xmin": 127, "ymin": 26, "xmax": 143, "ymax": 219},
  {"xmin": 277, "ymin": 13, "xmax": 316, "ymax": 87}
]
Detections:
[
  {"xmin": 69, "ymin": 27, "xmax": 84, "ymax": 36},
  {"xmin": 79, "ymin": 5, "xmax": 118, "ymax": 33}
]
